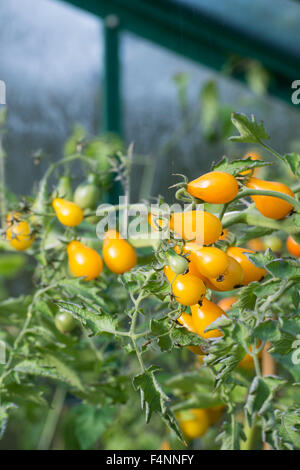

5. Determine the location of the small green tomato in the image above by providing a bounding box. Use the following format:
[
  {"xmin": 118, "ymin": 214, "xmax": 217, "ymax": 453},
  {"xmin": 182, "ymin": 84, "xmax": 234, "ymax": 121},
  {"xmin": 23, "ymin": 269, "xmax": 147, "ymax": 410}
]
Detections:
[{"xmin": 54, "ymin": 312, "xmax": 76, "ymax": 333}]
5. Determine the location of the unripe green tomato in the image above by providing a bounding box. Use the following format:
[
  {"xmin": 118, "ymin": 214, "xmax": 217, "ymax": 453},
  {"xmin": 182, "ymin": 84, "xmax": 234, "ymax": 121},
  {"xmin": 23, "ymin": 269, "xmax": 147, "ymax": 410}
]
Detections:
[
  {"xmin": 166, "ymin": 252, "xmax": 189, "ymax": 274},
  {"xmin": 56, "ymin": 176, "xmax": 73, "ymax": 200},
  {"xmin": 73, "ymin": 182, "xmax": 101, "ymax": 210},
  {"xmin": 263, "ymin": 236, "xmax": 283, "ymax": 252},
  {"xmin": 54, "ymin": 312, "xmax": 76, "ymax": 333}
]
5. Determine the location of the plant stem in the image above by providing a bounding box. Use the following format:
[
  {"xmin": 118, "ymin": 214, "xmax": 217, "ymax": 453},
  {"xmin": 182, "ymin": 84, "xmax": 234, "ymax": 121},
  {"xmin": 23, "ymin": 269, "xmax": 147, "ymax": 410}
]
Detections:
[
  {"xmin": 233, "ymin": 188, "xmax": 300, "ymax": 212},
  {"xmin": 37, "ymin": 386, "xmax": 67, "ymax": 450}
]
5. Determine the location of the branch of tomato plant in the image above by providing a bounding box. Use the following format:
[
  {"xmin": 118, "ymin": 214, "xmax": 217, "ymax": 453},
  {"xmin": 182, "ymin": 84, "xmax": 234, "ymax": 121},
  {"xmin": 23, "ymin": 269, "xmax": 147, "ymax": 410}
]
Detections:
[
  {"xmin": 223, "ymin": 206, "xmax": 300, "ymax": 236},
  {"xmin": 0, "ymin": 281, "xmax": 62, "ymax": 389},
  {"xmin": 258, "ymin": 280, "xmax": 295, "ymax": 315},
  {"xmin": 232, "ymin": 188, "xmax": 300, "ymax": 211}
]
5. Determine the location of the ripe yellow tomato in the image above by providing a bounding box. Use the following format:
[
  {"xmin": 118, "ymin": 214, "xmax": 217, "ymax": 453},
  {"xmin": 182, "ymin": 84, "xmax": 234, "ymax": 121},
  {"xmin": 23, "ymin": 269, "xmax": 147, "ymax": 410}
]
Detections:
[
  {"xmin": 189, "ymin": 246, "xmax": 229, "ymax": 279},
  {"xmin": 240, "ymin": 151, "xmax": 262, "ymax": 176},
  {"xmin": 177, "ymin": 312, "xmax": 203, "ymax": 355},
  {"xmin": 218, "ymin": 228, "xmax": 230, "ymax": 241},
  {"xmin": 246, "ymin": 177, "xmax": 294, "ymax": 220},
  {"xmin": 217, "ymin": 296, "xmax": 238, "ymax": 312},
  {"xmin": 209, "ymin": 256, "xmax": 244, "ymax": 291},
  {"xmin": 170, "ymin": 210, "xmax": 222, "ymax": 245},
  {"xmin": 191, "ymin": 298, "xmax": 226, "ymax": 339},
  {"xmin": 6, "ymin": 213, "xmax": 35, "ymax": 251},
  {"xmin": 178, "ymin": 409, "xmax": 211, "ymax": 440},
  {"xmin": 103, "ymin": 230, "xmax": 137, "ymax": 274},
  {"xmin": 67, "ymin": 241, "xmax": 103, "ymax": 280},
  {"xmin": 171, "ymin": 273, "xmax": 206, "ymax": 306},
  {"xmin": 52, "ymin": 198, "xmax": 83, "ymax": 227},
  {"xmin": 175, "ymin": 244, "xmax": 206, "ymax": 280},
  {"xmin": 187, "ymin": 171, "xmax": 239, "ymax": 204},
  {"xmin": 286, "ymin": 236, "xmax": 300, "ymax": 257},
  {"xmin": 227, "ymin": 246, "xmax": 266, "ymax": 286}
]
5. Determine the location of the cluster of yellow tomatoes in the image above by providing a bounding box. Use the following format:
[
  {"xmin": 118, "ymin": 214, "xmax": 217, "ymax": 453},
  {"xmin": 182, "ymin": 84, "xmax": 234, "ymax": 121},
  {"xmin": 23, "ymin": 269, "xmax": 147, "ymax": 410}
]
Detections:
[{"xmin": 5, "ymin": 198, "xmax": 138, "ymax": 278}]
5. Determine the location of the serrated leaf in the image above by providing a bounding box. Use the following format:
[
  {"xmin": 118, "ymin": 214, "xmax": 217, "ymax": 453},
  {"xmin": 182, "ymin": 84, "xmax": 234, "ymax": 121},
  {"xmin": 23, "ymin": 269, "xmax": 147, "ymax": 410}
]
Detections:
[
  {"xmin": 247, "ymin": 249, "xmax": 275, "ymax": 269},
  {"xmin": 245, "ymin": 377, "xmax": 271, "ymax": 427},
  {"xmin": 230, "ymin": 113, "xmax": 270, "ymax": 143},
  {"xmin": 133, "ymin": 366, "xmax": 183, "ymax": 442},
  {"xmin": 15, "ymin": 353, "xmax": 83, "ymax": 391},
  {"xmin": 170, "ymin": 325, "xmax": 205, "ymax": 349},
  {"xmin": 266, "ymin": 259, "xmax": 300, "ymax": 280},
  {"xmin": 55, "ymin": 301, "xmax": 117, "ymax": 336},
  {"xmin": 212, "ymin": 156, "xmax": 271, "ymax": 176},
  {"xmin": 235, "ymin": 283, "xmax": 257, "ymax": 311},
  {"xmin": 277, "ymin": 408, "xmax": 300, "ymax": 449},
  {"xmin": 254, "ymin": 321, "xmax": 281, "ymax": 342}
]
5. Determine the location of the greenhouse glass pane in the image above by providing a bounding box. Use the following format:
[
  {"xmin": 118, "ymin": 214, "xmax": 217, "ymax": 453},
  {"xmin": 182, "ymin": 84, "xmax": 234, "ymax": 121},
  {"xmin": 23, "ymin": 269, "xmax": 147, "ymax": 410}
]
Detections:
[{"xmin": 174, "ymin": 0, "xmax": 300, "ymax": 59}]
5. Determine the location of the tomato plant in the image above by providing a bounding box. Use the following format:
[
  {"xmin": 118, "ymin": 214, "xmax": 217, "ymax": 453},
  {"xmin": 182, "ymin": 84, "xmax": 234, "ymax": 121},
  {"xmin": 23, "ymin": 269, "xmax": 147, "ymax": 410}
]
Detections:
[{"xmin": 0, "ymin": 112, "xmax": 299, "ymax": 450}]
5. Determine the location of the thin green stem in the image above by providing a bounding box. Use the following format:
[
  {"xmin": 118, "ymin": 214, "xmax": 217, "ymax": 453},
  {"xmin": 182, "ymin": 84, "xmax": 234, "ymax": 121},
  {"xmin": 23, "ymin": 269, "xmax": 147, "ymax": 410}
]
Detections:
[
  {"xmin": 233, "ymin": 188, "xmax": 300, "ymax": 212},
  {"xmin": 259, "ymin": 141, "xmax": 285, "ymax": 164},
  {"xmin": 37, "ymin": 386, "xmax": 67, "ymax": 450}
]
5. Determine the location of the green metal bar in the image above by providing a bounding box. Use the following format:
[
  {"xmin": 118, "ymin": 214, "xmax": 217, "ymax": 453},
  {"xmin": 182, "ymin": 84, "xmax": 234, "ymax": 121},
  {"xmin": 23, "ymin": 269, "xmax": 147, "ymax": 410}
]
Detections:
[
  {"xmin": 63, "ymin": 0, "xmax": 300, "ymax": 106},
  {"xmin": 103, "ymin": 15, "xmax": 121, "ymax": 135}
]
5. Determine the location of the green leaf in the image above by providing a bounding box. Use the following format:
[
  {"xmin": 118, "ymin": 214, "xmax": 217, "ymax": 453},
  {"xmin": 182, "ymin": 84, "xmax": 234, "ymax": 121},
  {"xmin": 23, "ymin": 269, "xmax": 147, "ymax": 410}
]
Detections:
[
  {"xmin": 72, "ymin": 404, "xmax": 115, "ymax": 450},
  {"xmin": 266, "ymin": 259, "xmax": 300, "ymax": 280},
  {"xmin": 284, "ymin": 153, "xmax": 300, "ymax": 175},
  {"xmin": 170, "ymin": 325, "xmax": 205, "ymax": 349},
  {"xmin": 254, "ymin": 321, "xmax": 281, "ymax": 342},
  {"xmin": 276, "ymin": 408, "xmax": 300, "ymax": 449},
  {"xmin": 133, "ymin": 366, "xmax": 183, "ymax": 442},
  {"xmin": 245, "ymin": 377, "xmax": 271, "ymax": 427},
  {"xmin": 55, "ymin": 301, "xmax": 118, "ymax": 336},
  {"xmin": 247, "ymin": 249, "xmax": 275, "ymax": 269},
  {"xmin": 150, "ymin": 318, "xmax": 172, "ymax": 352},
  {"xmin": 235, "ymin": 283, "xmax": 257, "ymax": 311},
  {"xmin": 15, "ymin": 353, "xmax": 83, "ymax": 391},
  {"xmin": 229, "ymin": 113, "xmax": 270, "ymax": 143},
  {"xmin": 239, "ymin": 227, "xmax": 274, "ymax": 245},
  {"xmin": 212, "ymin": 156, "xmax": 271, "ymax": 176}
]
